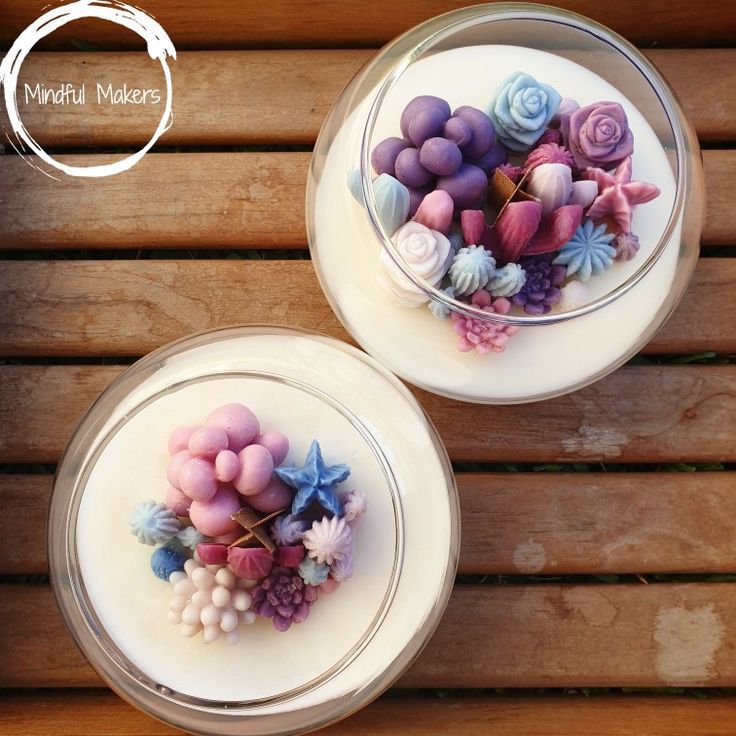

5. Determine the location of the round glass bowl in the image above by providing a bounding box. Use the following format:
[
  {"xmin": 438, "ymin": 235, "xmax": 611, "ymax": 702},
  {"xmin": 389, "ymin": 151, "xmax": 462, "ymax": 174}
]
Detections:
[
  {"xmin": 306, "ymin": 3, "xmax": 704, "ymax": 404},
  {"xmin": 49, "ymin": 326, "xmax": 459, "ymax": 736}
]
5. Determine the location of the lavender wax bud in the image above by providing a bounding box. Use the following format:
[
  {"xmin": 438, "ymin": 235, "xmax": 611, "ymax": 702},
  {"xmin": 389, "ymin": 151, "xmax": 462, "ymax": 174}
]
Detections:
[{"xmin": 371, "ymin": 136, "xmax": 410, "ymax": 176}]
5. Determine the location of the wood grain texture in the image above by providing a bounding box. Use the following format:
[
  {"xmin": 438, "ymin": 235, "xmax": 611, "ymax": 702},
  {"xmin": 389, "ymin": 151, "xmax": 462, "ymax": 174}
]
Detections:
[
  {"xmin": 1, "ymin": 1, "xmax": 734, "ymax": 48},
  {"xmin": 0, "ymin": 258, "xmax": 734, "ymax": 356},
  {"xmin": 5, "ymin": 584, "xmax": 736, "ymax": 688},
  {"xmin": 9, "ymin": 472, "xmax": 736, "ymax": 576},
  {"xmin": 1, "ymin": 364, "xmax": 735, "ymax": 464},
  {"xmin": 5, "ymin": 49, "xmax": 736, "ymax": 146},
  {"xmin": 0, "ymin": 150, "xmax": 730, "ymax": 249},
  {"xmin": 3, "ymin": 691, "xmax": 736, "ymax": 736}
]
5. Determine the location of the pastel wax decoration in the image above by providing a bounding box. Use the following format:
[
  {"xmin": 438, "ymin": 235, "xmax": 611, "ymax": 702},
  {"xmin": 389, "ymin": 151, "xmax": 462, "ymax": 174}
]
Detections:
[
  {"xmin": 561, "ymin": 101, "xmax": 634, "ymax": 170},
  {"xmin": 494, "ymin": 201, "xmax": 543, "ymax": 264},
  {"xmin": 489, "ymin": 71, "xmax": 562, "ymax": 151},
  {"xmin": 583, "ymin": 157, "xmax": 661, "ymax": 234},
  {"xmin": 468, "ymin": 138, "xmax": 507, "ymax": 175},
  {"xmin": 165, "ymin": 485, "xmax": 191, "ymax": 517},
  {"xmin": 399, "ymin": 95, "xmax": 451, "ymax": 139},
  {"xmin": 436, "ymin": 162, "xmax": 488, "ymax": 210},
  {"xmin": 419, "ymin": 137, "xmax": 462, "ymax": 176},
  {"xmin": 524, "ymin": 142, "xmax": 574, "ymax": 172},
  {"xmin": 487, "ymin": 262, "xmax": 526, "ymax": 298},
  {"xmin": 372, "ymin": 173, "xmax": 411, "ymax": 236},
  {"xmin": 513, "ymin": 255, "xmax": 566, "ymax": 315},
  {"xmin": 568, "ymin": 179, "xmax": 598, "ymax": 209},
  {"xmin": 449, "ymin": 245, "xmax": 497, "ymax": 297},
  {"xmin": 130, "ymin": 500, "xmax": 181, "ymax": 546},
  {"xmin": 176, "ymin": 525, "xmax": 206, "ymax": 551},
  {"xmin": 189, "ymin": 483, "xmax": 241, "ymax": 537},
  {"xmin": 558, "ymin": 279, "xmax": 591, "ymax": 311},
  {"xmin": 319, "ymin": 578, "xmax": 341, "ymax": 595},
  {"xmin": 275, "ymin": 439, "xmax": 350, "ymax": 516},
  {"xmin": 169, "ymin": 561, "xmax": 255, "ymax": 644},
  {"xmin": 214, "ymin": 449, "xmax": 240, "ymax": 482},
  {"xmin": 394, "ymin": 147, "xmax": 434, "ymax": 189},
  {"xmin": 275, "ymin": 545, "xmax": 305, "ymax": 568},
  {"xmin": 168, "ymin": 425, "xmax": 197, "ymax": 455},
  {"xmin": 228, "ymin": 546, "xmax": 274, "ymax": 580},
  {"xmin": 371, "ymin": 136, "xmax": 410, "ymax": 176},
  {"xmin": 166, "ymin": 449, "xmax": 192, "ymax": 490},
  {"xmin": 252, "ymin": 566, "xmax": 318, "ymax": 631},
  {"xmin": 303, "ymin": 515, "xmax": 353, "ymax": 565},
  {"xmin": 450, "ymin": 289, "xmax": 518, "ymax": 355},
  {"xmin": 342, "ymin": 491, "xmax": 367, "ymax": 523},
  {"xmin": 378, "ymin": 220, "xmax": 452, "ymax": 307},
  {"xmin": 205, "ymin": 403, "xmax": 260, "ymax": 453},
  {"xmin": 298, "ymin": 556, "xmax": 330, "ymax": 586},
  {"xmin": 413, "ymin": 189, "xmax": 454, "ymax": 235},
  {"xmin": 151, "ymin": 542, "xmax": 186, "ymax": 581},
  {"xmin": 178, "ymin": 457, "xmax": 218, "ymax": 502},
  {"xmin": 553, "ymin": 220, "xmax": 616, "ymax": 281},
  {"xmin": 526, "ymin": 163, "xmax": 573, "ymax": 217},
  {"xmin": 247, "ymin": 475, "xmax": 294, "ymax": 513},
  {"xmin": 256, "ymin": 431, "xmax": 289, "ymax": 466},
  {"xmin": 233, "ymin": 443, "xmax": 274, "ymax": 496},
  {"xmin": 330, "ymin": 549, "xmax": 355, "ymax": 582},
  {"xmin": 443, "ymin": 115, "xmax": 472, "ymax": 147},
  {"xmin": 188, "ymin": 426, "xmax": 229, "ymax": 458},
  {"xmin": 196, "ymin": 542, "xmax": 229, "ymax": 565},
  {"xmin": 452, "ymin": 106, "xmax": 495, "ymax": 159},
  {"xmin": 428, "ymin": 285, "xmax": 456, "ymax": 321},
  {"xmin": 524, "ymin": 204, "xmax": 583, "ymax": 256},
  {"xmin": 270, "ymin": 514, "xmax": 308, "ymax": 546},
  {"xmin": 613, "ymin": 231, "xmax": 640, "ymax": 261}
]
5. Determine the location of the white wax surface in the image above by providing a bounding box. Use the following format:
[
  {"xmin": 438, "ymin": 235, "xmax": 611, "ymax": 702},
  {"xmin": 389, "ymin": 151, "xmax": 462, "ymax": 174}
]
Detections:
[
  {"xmin": 313, "ymin": 45, "xmax": 680, "ymax": 402},
  {"xmin": 75, "ymin": 333, "xmax": 455, "ymax": 713}
]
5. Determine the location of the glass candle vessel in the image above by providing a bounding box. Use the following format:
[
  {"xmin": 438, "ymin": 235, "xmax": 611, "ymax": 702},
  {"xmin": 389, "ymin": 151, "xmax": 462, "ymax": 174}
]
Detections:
[
  {"xmin": 307, "ymin": 3, "xmax": 704, "ymax": 404},
  {"xmin": 49, "ymin": 327, "xmax": 459, "ymax": 736}
]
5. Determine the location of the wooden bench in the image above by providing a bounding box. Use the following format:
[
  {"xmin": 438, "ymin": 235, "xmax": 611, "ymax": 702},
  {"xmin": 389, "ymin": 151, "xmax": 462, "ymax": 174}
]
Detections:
[{"xmin": 2, "ymin": 1, "xmax": 736, "ymax": 733}]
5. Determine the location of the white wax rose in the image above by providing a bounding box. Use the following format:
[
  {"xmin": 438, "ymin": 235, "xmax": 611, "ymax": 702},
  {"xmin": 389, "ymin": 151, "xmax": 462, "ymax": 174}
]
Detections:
[{"xmin": 378, "ymin": 221, "xmax": 452, "ymax": 307}]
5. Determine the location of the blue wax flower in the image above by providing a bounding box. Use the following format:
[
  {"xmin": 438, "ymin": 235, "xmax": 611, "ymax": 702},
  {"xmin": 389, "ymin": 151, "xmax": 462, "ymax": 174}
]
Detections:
[
  {"xmin": 553, "ymin": 220, "xmax": 616, "ymax": 282},
  {"xmin": 428, "ymin": 285, "xmax": 456, "ymax": 321},
  {"xmin": 489, "ymin": 71, "xmax": 562, "ymax": 151},
  {"xmin": 129, "ymin": 499, "xmax": 180, "ymax": 546},
  {"xmin": 448, "ymin": 244, "xmax": 496, "ymax": 296},
  {"xmin": 151, "ymin": 542, "xmax": 186, "ymax": 581},
  {"xmin": 176, "ymin": 525, "xmax": 206, "ymax": 551},
  {"xmin": 275, "ymin": 440, "xmax": 350, "ymax": 516},
  {"xmin": 297, "ymin": 556, "xmax": 330, "ymax": 586}
]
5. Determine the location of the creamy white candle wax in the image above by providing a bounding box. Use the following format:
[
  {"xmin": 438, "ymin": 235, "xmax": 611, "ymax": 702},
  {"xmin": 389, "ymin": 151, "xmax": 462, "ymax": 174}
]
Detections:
[{"xmin": 311, "ymin": 45, "xmax": 691, "ymax": 403}]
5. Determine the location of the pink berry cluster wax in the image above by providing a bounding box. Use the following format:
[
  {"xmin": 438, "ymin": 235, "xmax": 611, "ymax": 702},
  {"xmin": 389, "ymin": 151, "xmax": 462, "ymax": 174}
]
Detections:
[
  {"xmin": 129, "ymin": 403, "xmax": 367, "ymax": 641},
  {"xmin": 360, "ymin": 71, "xmax": 661, "ymax": 356}
]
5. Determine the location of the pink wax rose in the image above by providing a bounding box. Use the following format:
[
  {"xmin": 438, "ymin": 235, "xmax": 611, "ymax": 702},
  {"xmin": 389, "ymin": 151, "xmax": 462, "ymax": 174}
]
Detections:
[{"xmin": 561, "ymin": 101, "xmax": 634, "ymax": 170}]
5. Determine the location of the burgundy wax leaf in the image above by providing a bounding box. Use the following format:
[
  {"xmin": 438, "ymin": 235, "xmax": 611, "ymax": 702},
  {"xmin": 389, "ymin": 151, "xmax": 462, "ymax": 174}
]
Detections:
[
  {"xmin": 479, "ymin": 225, "xmax": 499, "ymax": 253},
  {"xmin": 228, "ymin": 546, "xmax": 274, "ymax": 580},
  {"xmin": 274, "ymin": 545, "xmax": 306, "ymax": 568},
  {"xmin": 460, "ymin": 209, "xmax": 486, "ymax": 245},
  {"xmin": 494, "ymin": 200, "xmax": 543, "ymax": 264},
  {"xmin": 196, "ymin": 543, "xmax": 229, "ymax": 565},
  {"xmin": 524, "ymin": 204, "xmax": 584, "ymax": 256}
]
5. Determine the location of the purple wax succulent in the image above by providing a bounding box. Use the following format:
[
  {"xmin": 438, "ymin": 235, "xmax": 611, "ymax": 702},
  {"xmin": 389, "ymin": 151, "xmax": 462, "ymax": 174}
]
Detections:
[
  {"xmin": 561, "ymin": 101, "xmax": 634, "ymax": 170},
  {"xmin": 252, "ymin": 565, "xmax": 319, "ymax": 632},
  {"xmin": 512, "ymin": 254, "xmax": 567, "ymax": 315}
]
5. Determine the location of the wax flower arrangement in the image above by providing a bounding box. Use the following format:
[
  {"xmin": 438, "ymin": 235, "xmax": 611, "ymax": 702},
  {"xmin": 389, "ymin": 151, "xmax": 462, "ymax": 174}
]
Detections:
[
  {"xmin": 361, "ymin": 71, "xmax": 661, "ymax": 356},
  {"xmin": 129, "ymin": 403, "xmax": 366, "ymax": 642}
]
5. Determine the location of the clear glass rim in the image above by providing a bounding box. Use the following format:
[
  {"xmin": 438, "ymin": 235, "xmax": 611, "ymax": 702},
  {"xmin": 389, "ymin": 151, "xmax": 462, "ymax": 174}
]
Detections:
[
  {"xmin": 48, "ymin": 324, "xmax": 461, "ymax": 735},
  {"xmin": 360, "ymin": 2, "xmax": 689, "ymax": 325}
]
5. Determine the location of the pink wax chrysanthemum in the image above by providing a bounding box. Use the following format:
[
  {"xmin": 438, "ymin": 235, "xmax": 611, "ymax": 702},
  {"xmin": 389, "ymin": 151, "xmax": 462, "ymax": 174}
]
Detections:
[{"xmin": 450, "ymin": 290, "xmax": 519, "ymax": 355}]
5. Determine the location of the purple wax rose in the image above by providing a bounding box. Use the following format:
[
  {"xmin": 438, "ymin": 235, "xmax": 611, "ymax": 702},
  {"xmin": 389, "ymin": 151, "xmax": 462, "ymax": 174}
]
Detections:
[{"xmin": 561, "ymin": 101, "xmax": 634, "ymax": 170}]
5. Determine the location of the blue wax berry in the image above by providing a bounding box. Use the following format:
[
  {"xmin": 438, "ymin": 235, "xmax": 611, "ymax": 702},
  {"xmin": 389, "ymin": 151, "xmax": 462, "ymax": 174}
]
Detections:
[{"xmin": 151, "ymin": 542, "xmax": 186, "ymax": 581}]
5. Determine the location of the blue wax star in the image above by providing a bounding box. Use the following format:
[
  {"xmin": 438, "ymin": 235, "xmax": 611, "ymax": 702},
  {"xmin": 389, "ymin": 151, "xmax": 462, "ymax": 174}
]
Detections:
[{"xmin": 275, "ymin": 440, "xmax": 350, "ymax": 516}]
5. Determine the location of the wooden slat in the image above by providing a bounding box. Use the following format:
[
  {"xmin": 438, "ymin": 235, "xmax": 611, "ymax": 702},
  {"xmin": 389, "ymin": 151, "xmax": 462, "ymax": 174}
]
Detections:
[
  {"xmin": 0, "ymin": 258, "xmax": 734, "ymax": 356},
  {"xmin": 4, "ymin": 584, "xmax": 736, "ymax": 688},
  {"xmin": 1, "ymin": 364, "xmax": 735, "ymax": 464},
  {"xmin": 0, "ymin": 150, "xmax": 730, "ymax": 249},
  {"xmin": 9, "ymin": 460, "xmax": 730, "ymax": 581},
  {"xmin": 1, "ymin": 1, "xmax": 733, "ymax": 49},
  {"xmin": 8, "ymin": 472, "xmax": 736, "ymax": 576},
  {"xmin": 6, "ymin": 49, "xmax": 736, "ymax": 146},
  {"xmin": 2, "ymin": 691, "xmax": 736, "ymax": 736}
]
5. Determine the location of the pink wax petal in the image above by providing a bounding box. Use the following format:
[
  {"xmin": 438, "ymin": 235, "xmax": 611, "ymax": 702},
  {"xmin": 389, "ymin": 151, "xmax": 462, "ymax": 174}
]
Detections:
[
  {"xmin": 460, "ymin": 209, "xmax": 486, "ymax": 245},
  {"xmin": 413, "ymin": 189, "xmax": 454, "ymax": 235},
  {"xmin": 494, "ymin": 200, "xmax": 543, "ymax": 264},
  {"xmin": 524, "ymin": 204, "xmax": 584, "ymax": 256}
]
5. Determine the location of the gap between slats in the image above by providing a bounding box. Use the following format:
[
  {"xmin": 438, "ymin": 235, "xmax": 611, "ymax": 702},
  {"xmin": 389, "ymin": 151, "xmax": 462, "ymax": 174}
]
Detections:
[
  {"xmin": 3, "ymin": 584, "xmax": 736, "ymax": 688},
  {"xmin": 1, "ymin": 1, "xmax": 734, "ymax": 48},
  {"xmin": 0, "ymin": 259, "xmax": 734, "ymax": 356},
  {"xmin": 0, "ymin": 364, "xmax": 734, "ymax": 464},
  {"xmin": 4, "ymin": 49, "xmax": 736, "ymax": 146},
  {"xmin": 2, "ymin": 691, "xmax": 735, "ymax": 736},
  {"xmin": 6, "ymin": 472, "xmax": 736, "ymax": 576}
]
